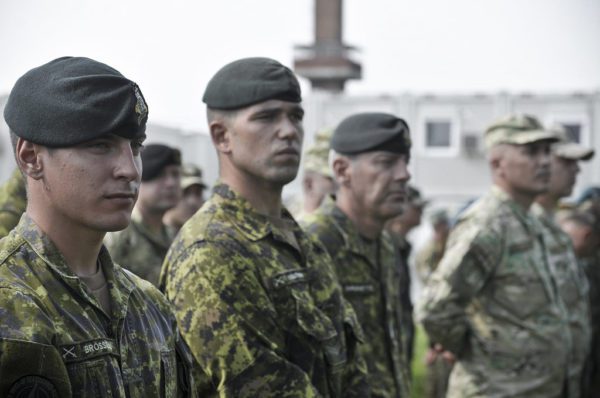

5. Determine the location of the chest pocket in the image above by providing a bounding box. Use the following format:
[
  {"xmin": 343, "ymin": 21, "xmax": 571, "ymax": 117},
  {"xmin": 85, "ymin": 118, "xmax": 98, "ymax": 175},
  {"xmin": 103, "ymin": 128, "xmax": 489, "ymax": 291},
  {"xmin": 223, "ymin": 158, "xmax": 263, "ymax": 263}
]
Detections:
[
  {"xmin": 66, "ymin": 358, "xmax": 121, "ymax": 397},
  {"xmin": 492, "ymin": 241, "xmax": 550, "ymax": 320}
]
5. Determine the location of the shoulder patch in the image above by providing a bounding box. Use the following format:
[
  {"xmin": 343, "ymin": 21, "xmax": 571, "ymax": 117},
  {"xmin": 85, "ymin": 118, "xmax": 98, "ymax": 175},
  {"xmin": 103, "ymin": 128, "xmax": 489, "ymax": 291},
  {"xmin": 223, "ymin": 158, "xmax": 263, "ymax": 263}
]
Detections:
[{"xmin": 8, "ymin": 375, "xmax": 59, "ymax": 398}]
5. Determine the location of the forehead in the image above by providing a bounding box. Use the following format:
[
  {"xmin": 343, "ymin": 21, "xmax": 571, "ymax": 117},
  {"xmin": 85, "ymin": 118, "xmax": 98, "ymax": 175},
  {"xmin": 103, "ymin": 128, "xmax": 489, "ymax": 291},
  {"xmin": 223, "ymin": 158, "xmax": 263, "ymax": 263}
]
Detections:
[{"xmin": 242, "ymin": 99, "xmax": 303, "ymax": 114}]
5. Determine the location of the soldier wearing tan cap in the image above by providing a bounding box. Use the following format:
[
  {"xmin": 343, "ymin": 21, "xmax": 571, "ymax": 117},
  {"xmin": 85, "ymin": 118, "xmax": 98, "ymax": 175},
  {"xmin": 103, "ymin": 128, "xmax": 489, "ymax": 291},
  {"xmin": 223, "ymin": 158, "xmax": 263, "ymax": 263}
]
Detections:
[{"xmin": 418, "ymin": 114, "xmax": 571, "ymax": 397}]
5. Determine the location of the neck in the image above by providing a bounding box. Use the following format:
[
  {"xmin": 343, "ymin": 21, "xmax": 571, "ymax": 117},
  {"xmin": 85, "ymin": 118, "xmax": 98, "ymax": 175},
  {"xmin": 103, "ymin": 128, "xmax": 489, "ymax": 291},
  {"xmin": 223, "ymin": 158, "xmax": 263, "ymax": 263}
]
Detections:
[
  {"xmin": 221, "ymin": 169, "xmax": 284, "ymax": 218},
  {"xmin": 303, "ymin": 194, "xmax": 323, "ymax": 214},
  {"xmin": 535, "ymin": 193, "xmax": 559, "ymax": 214},
  {"xmin": 136, "ymin": 204, "xmax": 166, "ymax": 234},
  {"xmin": 495, "ymin": 182, "xmax": 536, "ymax": 211},
  {"xmin": 26, "ymin": 201, "xmax": 104, "ymax": 277},
  {"xmin": 336, "ymin": 192, "xmax": 383, "ymax": 240}
]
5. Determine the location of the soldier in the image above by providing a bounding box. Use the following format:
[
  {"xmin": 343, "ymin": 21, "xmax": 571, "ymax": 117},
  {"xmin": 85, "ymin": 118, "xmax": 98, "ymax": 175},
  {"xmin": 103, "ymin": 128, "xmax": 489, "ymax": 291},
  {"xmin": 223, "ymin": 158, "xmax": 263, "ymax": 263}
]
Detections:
[
  {"xmin": 531, "ymin": 124, "xmax": 594, "ymax": 398},
  {"xmin": 418, "ymin": 114, "xmax": 571, "ymax": 397},
  {"xmin": 414, "ymin": 209, "xmax": 453, "ymax": 398},
  {"xmin": 160, "ymin": 57, "xmax": 369, "ymax": 397},
  {"xmin": 298, "ymin": 128, "xmax": 336, "ymax": 218},
  {"xmin": 386, "ymin": 185, "xmax": 426, "ymax": 366},
  {"xmin": 302, "ymin": 113, "xmax": 412, "ymax": 397},
  {"xmin": 0, "ymin": 168, "xmax": 26, "ymax": 238},
  {"xmin": 106, "ymin": 143, "xmax": 181, "ymax": 286},
  {"xmin": 0, "ymin": 57, "xmax": 194, "ymax": 396},
  {"xmin": 164, "ymin": 163, "xmax": 207, "ymax": 232}
]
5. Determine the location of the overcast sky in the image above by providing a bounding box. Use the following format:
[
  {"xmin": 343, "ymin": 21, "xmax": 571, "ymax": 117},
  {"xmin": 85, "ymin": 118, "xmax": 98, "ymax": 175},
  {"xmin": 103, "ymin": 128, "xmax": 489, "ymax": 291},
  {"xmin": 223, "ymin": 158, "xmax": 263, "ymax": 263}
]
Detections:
[{"xmin": 1, "ymin": 0, "xmax": 599, "ymax": 131}]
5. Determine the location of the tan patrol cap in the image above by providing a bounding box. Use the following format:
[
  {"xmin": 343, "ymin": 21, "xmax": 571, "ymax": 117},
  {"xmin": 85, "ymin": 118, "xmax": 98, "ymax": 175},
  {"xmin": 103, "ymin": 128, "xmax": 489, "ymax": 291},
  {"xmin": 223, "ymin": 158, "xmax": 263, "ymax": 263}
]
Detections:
[
  {"xmin": 549, "ymin": 123, "xmax": 594, "ymax": 161},
  {"xmin": 303, "ymin": 128, "xmax": 333, "ymax": 178},
  {"xmin": 180, "ymin": 164, "xmax": 207, "ymax": 190},
  {"xmin": 484, "ymin": 114, "xmax": 559, "ymax": 150}
]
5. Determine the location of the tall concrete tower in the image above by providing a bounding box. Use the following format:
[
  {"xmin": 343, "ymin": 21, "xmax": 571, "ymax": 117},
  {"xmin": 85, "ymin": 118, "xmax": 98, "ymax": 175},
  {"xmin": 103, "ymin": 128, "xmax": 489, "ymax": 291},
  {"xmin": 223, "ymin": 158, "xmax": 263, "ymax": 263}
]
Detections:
[{"xmin": 294, "ymin": 0, "xmax": 362, "ymax": 93}]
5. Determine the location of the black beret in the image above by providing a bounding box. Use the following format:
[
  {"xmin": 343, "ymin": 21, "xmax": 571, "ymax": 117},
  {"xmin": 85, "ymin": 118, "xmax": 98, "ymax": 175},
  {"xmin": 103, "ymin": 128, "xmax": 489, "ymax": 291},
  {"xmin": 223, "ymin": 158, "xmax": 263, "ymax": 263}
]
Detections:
[
  {"xmin": 331, "ymin": 112, "xmax": 411, "ymax": 155},
  {"xmin": 4, "ymin": 56, "xmax": 148, "ymax": 147},
  {"xmin": 141, "ymin": 144, "xmax": 181, "ymax": 182},
  {"xmin": 203, "ymin": 57, "xmax": 301, "ymax": 110}
]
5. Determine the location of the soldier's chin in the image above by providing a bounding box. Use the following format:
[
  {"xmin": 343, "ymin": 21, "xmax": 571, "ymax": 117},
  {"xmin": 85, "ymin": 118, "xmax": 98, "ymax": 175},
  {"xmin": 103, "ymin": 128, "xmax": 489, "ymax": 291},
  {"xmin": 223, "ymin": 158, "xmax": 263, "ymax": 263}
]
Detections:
[
  {"xmin": 98, "ymin": 216, "xmax": 132, "ymax": 232},
  {"xmin": 271, "ymin": 169, "xmax": 299, "ymax": 185}
]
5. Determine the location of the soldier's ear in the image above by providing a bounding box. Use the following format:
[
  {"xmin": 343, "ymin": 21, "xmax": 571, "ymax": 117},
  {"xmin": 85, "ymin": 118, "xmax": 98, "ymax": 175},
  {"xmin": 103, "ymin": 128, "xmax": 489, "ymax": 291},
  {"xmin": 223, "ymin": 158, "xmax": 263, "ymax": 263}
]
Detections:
[
  {"xmin": 16, "ymin": 138, "xmax": 44, "ymax": 180},
  {"xmin": 210, "ymin": 120, "xmax": 231, "ymax": 155},
  {"xmin": 332, "ymin": 156, "xmax": 352, "ymax": 186}
]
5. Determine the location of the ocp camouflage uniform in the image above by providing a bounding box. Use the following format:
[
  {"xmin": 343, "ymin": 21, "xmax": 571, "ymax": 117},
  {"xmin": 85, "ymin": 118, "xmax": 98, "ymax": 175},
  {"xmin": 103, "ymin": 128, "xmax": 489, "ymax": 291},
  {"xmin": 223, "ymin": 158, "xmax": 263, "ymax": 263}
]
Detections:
[
  {"xmin": 106, "ymin": 209, "xmax": 174, "ymax": 286},
  {"xmin": 0, "ymin": 214, "xmax": 195, "ymax": 397},
  {"xmin": 418, "ymin": 186, "xmax": 571, "ymax": 398},
  {"xmin": 160, "ymin": 183, "xmax": 370, "ymax": 397},
  {"xmin": 0, "ymin": 168, "xmax": 26, "ymax": 238},
  {"xmin": 532, "ymin": 203, "xmax": 591, "ymax": 397},
  {"xmin": 303, "ymin": 197, "xmax": 410, "ymax": 398}
]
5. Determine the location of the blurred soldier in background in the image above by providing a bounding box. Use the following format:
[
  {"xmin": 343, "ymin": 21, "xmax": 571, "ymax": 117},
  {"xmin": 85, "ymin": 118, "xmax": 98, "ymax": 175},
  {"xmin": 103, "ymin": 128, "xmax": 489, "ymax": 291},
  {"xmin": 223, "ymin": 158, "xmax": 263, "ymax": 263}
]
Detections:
[
  {"xmin": 164, "ymin": 163, "xmax": 207, "ymax": 232},
  {"xmin": 160, "ymin": 57, "xmax": 369, "ymax": 397},
  {"xmin": 297, "ymin": 128, "xmax": 336, "ymax": 219},
  {"xmin": 106, "ymin": 144, "xmax": 181, "ymax": 286},
  {"xmin": 531, "ymin": 123, "xmax": 594, "ymax": 398},
  {"xmin": 414, "ymin": 209, "xmax": 453, "ymax": 398},
  {"xmin": 0, "ymin": 168, "xmax": 26, "ymax": 238},
  {"xmin": 418, "ymin": 114, "xmax": 571, "ymax": 397},
  {"xmin": 386, "ymin": 185, "xmax": 427, "ymax": 366},
  {"xmin": 304, "ymin": 112, "xmax": 412, "ymax": 397},
  {"xmin": 0, "ymin": 56, "xmax": 194, "ymax": 397}
]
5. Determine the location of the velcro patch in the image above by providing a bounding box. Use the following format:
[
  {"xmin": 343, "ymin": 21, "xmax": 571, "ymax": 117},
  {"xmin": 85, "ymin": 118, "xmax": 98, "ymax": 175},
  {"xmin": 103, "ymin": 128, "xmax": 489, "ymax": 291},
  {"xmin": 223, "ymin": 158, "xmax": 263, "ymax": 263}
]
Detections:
[
  {"xmin": 343, "ymin": 284, "xmax": 375, "ymax": 294},
  {"xmin": 271, "ymin": 270, "xmax": 310, "ymax": 289},
  {"xmin": 59, "ymin": 338, "xmax": 117, "ymax": 364}
]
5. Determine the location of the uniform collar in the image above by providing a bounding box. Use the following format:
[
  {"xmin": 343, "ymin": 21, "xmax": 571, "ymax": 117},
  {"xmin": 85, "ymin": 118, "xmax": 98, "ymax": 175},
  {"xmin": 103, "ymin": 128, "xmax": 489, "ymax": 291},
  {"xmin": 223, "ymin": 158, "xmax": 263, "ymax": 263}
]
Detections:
[
  {"xmin": 130, "ymin": 208, "xmax": 173, "ymax": 250},
  {"xmin": 16, "ymin": 213, "xmax": 135, "ymax": 319},
  {"xmin": 212, "ymin": 182, "xmax": 301, "ymax": 246},
  {"xmin": 490, "ymin": 185, "xmax": 539, "ymax": 233}
]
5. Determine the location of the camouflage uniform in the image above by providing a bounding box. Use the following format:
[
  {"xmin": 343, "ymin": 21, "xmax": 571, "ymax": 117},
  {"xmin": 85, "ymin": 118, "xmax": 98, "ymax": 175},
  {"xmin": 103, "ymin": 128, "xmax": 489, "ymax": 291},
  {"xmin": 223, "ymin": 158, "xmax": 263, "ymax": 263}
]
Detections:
[
  {"xmin": 0, "ymin": 214, "xmax": 194, "ymax": 397},
  {"xmin": 160, "ymin": 183, "xmax": 369, "ymax": 397},
  {"xmin": 303, "ymin": 198, "xmax": 410, "ymax": 398},
  {"xmin": 106, "ymin": 209, "xmax": 174, "ymax": 286},
  {"xmin": 414, "ymin": 239, "xmax": 452, "ymax": 398},
  {"xmin": 418, "ymin": 186, "xmax": 571, "ymax": 398},
  {"xmin": 0, "ymin": 168, "xmax": 26, "ymax": 238},
  {"xmin": 532, "ymin": 203, "xmax": 591, "ymax": 398},
  {"xmin": 581, "ymin": 252, "xmax": 600, "ymax": 397}
]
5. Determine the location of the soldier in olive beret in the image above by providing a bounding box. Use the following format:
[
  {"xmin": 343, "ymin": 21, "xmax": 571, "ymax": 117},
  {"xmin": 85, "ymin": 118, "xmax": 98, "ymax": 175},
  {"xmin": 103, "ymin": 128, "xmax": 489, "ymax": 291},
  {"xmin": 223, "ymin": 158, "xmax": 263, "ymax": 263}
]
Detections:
[
  {"xmin": 160, "ymin": 57, "xmax": 370, "ymax": 397},
  {"xmin": 418, "ymin": 114, "xmax": 571, "ymax": 397},
  {"xmin": 0, "ymin": 56, "xmax": 194, "ymax": 397},
  {"xmin": 105, "ymin": 143, "xmax": 182, "ymax": 287},
  {"xmin": 303, "ymin": 112, "xmax": 412, "ymax": 397}
]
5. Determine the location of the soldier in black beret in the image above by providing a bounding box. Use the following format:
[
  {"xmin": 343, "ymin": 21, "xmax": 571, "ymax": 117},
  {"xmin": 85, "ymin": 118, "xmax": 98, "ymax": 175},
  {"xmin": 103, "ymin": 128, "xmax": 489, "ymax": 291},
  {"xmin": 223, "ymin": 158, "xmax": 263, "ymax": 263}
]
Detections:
[
  {"xmin": 0, "ymin": 57, "xmax": 194, "ymax": 397},
  {"xmin": 160, "ymin": 57, "xmax": 371, "ymax": 396},
  {"xmin": 303, "ymin": 112, "xmax": 413, "ymax": 397},
  {"xmin": 106, "ymin": 143, "xmax": 182, "ymax": 286}
]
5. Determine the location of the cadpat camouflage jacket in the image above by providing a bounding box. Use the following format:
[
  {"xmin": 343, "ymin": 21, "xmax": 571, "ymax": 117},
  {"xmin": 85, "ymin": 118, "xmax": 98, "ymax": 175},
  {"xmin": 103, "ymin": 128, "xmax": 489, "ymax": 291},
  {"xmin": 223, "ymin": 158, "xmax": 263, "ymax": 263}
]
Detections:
[
  {"xmin": 105, "ymin": 209, "xmax": 174, "ymax": 286},
  {"xmin": 532, "ymin": 203, "xmax": 591, "ymax": 398},
  {"xmin": 302, "ymin": 198, "xmax": 410, "ymax": 398},
  {"xmin": 418, "ymin": 186, "xmax": 571, "ymax": 398},
  {"xmin": 160, "ymin": 183, "xmax": 370, "ymax": 397},
  {"xmin": 0, "ymin": 214, "xmax": 194, "ymax": 397},
  {"xmin": 0, "ymin": 168, "xmax": 26, "ymax": 239}
]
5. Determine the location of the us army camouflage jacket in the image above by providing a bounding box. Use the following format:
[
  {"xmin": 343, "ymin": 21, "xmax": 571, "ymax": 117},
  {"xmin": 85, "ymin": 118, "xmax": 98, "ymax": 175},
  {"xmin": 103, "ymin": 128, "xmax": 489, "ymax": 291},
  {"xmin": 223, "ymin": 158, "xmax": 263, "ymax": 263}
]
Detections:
[
  {"xmin": 106, "ymin": 208, "xmax": 174, "ymax": 286},
  {"xmin": 0, "ymin": 214, "xmax": 195, "ymax": 397},
  {"xmin": 303, "ymin": 198, "xmax": 410, "ymax": 398},
  {"xmin": 418, "ymin": 186, "xmax": 571, "ymax": 398},
  {"xmin": 160, "ymin": 183, "xmax": 370, "ymax": 397},
  {"xmin": 414, "ymin": 239, "xmax": 445, "ymax": 286},
  {"xmin": 532, "ymin": 203, "xmax": 591, "ymax": 398},
  {"xmin": 0, "ymin": 168, "xmax": 26, "ymax": 239}
]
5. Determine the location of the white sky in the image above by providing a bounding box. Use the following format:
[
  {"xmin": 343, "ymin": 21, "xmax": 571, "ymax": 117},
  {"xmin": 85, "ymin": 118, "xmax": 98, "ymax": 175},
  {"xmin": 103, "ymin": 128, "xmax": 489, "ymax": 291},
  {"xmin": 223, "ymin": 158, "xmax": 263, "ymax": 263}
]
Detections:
[{"xmin": 1, "ymin": 0, "xmax": 599, "ymax": 131}]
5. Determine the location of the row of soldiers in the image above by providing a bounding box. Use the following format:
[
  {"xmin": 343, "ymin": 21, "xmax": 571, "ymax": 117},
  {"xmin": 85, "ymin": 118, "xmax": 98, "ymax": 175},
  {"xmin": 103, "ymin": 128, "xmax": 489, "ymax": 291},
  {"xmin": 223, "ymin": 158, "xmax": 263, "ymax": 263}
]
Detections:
[{"xmin": 0, "ymin": 54, "xmax": 597, "ymax": 398}]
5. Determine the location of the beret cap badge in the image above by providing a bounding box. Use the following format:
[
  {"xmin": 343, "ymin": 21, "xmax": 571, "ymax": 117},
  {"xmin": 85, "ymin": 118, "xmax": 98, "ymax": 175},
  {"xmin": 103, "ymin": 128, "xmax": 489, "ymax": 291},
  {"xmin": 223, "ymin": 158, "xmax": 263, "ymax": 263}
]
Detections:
[{"xmin": 133, "ymin": 84, "xmax": 148, "ymax": 126}]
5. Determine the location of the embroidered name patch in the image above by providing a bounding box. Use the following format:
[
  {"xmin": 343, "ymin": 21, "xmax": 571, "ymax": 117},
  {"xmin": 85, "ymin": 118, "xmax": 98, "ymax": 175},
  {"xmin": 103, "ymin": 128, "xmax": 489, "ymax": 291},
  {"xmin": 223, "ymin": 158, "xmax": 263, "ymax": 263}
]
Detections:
[
  {"xmin": 271, "ymin": 270, "xmax": 309, "ymax": 289},
  {"xmin": 59, "ymin": 338, "xmax": 117, "ymax": 363},
  {"xmin": 343, "ymin": 284, "xmax": 375, "ymax": 294}
]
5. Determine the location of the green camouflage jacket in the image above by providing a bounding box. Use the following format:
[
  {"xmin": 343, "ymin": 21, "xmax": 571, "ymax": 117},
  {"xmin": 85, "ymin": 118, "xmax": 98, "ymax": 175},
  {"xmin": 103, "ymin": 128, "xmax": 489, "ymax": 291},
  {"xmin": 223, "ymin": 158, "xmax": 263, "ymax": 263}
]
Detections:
[
  {"xmin": 105, "ymin": 209, "xmax": 174, "ymax": 286},
  {"xmin": 532, "ymin": 203, "xmax": 591, "ymax": 398},
  {"xmin": 414, "ymin": 239, "xmax": 445, "ymax": 286},
  {"xmin": 581, "ymin": 252, "xmax": 600, "ymax": 396},
  {"xmin": 418, "ymin": 186, "xmax": 571, "ymax": 398},
  {"xmin": 160, "ymin": 183, "xmax": 370, "ymax": 397},
  {"xmin": 0, "ymin": 214, "xmax": 195, "ymax": 397},
  {"xmin": 302, "ymin": 199, "xmax": 410, "ymax": 398},
  {"xmin": 0, "ymin": 168, "xmax": 26, "ymax": 239}
]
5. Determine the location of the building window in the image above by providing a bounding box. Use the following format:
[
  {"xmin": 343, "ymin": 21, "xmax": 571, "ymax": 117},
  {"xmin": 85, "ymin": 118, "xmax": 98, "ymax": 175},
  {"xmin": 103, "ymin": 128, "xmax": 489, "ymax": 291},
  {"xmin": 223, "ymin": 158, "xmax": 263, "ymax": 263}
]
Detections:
[
  {"xmin": 425, "ymin": 120, "xmax": 452, "ymax": 148},
  {"xmin": 561, "ymin": 123, "xmax": 582, "ymax": 143}
]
